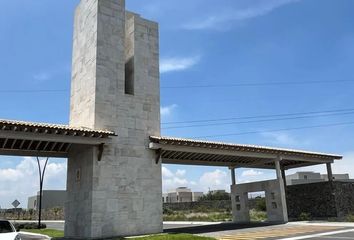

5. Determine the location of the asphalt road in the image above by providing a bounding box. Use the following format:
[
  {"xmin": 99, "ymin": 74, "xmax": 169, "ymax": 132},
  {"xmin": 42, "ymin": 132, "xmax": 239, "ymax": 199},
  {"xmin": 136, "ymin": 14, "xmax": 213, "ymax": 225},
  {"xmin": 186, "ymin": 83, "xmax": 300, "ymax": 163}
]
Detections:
[
  {"xmin": 11, "ymin": 221, "xmax": 354, "ymax": 240},
  {"xmin": 13, "ymin": 220, "xmax": 213, "ymax": 232},
  {"xmin": 18, "ymin": 232, "xmax": 50, "ymax": 240}
]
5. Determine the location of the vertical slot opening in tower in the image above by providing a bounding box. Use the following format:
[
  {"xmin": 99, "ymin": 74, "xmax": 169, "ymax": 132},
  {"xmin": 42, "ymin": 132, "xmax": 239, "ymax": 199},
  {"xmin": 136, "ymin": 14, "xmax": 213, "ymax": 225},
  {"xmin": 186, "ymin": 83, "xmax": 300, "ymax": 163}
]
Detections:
[{"xmin": 125, "ymin": 56, "xmax": 134, "ymax": 95}]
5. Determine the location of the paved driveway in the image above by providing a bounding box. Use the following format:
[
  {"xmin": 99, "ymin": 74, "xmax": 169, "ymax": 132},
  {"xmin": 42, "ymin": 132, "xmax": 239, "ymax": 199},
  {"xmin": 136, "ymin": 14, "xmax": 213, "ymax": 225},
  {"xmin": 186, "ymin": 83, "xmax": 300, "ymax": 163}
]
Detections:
[
  {"xmin": 11, "ymin": 221, "xmax": 354, "ymax": 239},
  {"xmin": 18, "ymin": 232, "xmax": 50, "ymax": 240},
  {"xmin": 198, "ymin": 222, "xmax": 354, "ymax": 240}
]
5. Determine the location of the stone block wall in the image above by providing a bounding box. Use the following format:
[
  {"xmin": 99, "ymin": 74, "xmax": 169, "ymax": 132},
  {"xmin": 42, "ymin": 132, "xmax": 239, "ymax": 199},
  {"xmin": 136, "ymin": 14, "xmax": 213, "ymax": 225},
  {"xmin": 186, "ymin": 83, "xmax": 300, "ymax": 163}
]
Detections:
[
  {"xmin": 67, "ymin": 0, "xmax": 162, "ymax": 238},
  {"xmin": 286, "ymin": 181, "xmax": 354, "ymax": 219},
  {"xmin": 333, "ymin": 182, "xmax": 354, "ymax": 218}
]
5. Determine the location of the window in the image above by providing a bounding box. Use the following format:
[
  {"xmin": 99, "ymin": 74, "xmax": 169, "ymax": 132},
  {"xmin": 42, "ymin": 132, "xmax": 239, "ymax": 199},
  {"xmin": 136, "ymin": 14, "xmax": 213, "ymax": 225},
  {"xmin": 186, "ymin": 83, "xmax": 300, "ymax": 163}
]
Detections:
[
  {"xmin": 236, "ymin": 204, "xmax": 241, "ymax": 211},
  {"xmin": 235, "ymin": 195, "xmax": 240, "ymax": 202},
  {"xmin": 125, "ymin": 57, "xmax": 134, "ymax": 95},
  {"xmin": 304, "ymin": 175, "xmax": 308, "ymax": 180},
  {"xmin": 272, "ymin": 202, "xmax": 277, "ymax": 209}
]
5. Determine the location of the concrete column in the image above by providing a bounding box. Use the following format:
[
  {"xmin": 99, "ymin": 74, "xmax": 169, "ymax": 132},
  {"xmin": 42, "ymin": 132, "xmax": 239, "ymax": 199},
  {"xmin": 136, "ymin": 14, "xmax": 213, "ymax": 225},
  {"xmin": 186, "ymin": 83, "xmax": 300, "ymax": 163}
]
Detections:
[
  {"xmin": 281, "ymin": 169, "xmax": 287, "ymax": 187},
  {"xmin": 274, "ymin": 157, "xmax": 288, "ymax": 223},
  {"xmin": 327, "ymin": 163, "xmax": 333, "ymax": 182},
  {"xmin": 275, "ymin": 158, "xmax": 282, "ymax": 179},
  {"xmin": 230, "ymin": 167, "xmax": 236, "ymax": 185}
]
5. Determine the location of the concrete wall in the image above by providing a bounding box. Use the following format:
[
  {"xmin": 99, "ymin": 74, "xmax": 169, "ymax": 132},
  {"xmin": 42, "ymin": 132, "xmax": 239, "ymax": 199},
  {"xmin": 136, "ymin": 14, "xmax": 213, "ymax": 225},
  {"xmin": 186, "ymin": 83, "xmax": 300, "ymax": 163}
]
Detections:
[
  {"xmin": 231, "ymin": 179, "xmax": 288, "ymax": 223},
  {"xmin": 28, "ymin": 191, "xmax": 66, "ymax": 210},
  {"xmin": 192, "ymin": 192, "xmax": 204, "ymax": 202},
  {"xmin": 321, "ymin": 174, "xmax": 350, "ymax": 181},
  {"xmin": 27, "ymin": 196, "xmax": 37, "ymax": 210},
  {"xmin": 67, "ymin": 0, "xmax": 162, "ymax": 238},
  {"xmin": 289, "ymin": 179, "xmax": 325, "ymax": 185},
  {"xmin": 286, "ymin": 172, "xmax": 353, "ymax": 186}
]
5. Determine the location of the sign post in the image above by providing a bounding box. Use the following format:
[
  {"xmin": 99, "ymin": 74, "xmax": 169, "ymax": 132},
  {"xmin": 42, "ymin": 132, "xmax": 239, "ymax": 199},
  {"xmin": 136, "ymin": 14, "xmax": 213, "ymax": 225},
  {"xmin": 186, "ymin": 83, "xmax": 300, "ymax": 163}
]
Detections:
[{"xmin": 12, "ymin": 199, "xmax": 20, "ymax": 220}]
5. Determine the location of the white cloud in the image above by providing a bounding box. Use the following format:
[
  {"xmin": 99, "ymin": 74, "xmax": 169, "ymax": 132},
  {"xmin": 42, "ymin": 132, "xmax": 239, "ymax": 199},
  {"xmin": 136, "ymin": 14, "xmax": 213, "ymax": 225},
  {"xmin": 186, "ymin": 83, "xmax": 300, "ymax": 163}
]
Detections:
[
  {"xmin": 162, "ymin": 166, "xmax": 174, "ymax": 178},
  {"xmin": 162, "ymin": 166, "xmax": 231, "ymax": 193},
  {"xmin": 161, "ymin": 104, "xmax": 178, "ymax": 118},
  {"xmin": 241, "ymin": 169, "xmax": 264, "ymax": 177},
  {"xmin": 176, "ymin": 169, "xmax": 186, "ymax": 177},
  {"xmin": 332, "ymin": 152, "xmax": 354, "ymax": 178},
  {"xmin": 0, "ymin": 157, "xmax": 67, "ymax": 209},
  {"xmin": 199, "ymin": 169, "xmax": 229, "ymax": 192},
  {"xmin": 160, "ymin": 56, "xmax": 200, "ymax": 73},
  {"xmin": 183, "ymin": 0, "xmax": 300, "ymax": 30},
  {"xmin": 33, "ymin": 72, "xmax": 51, "ymax": 82},
  {"xmin": 162, "ymin": 167, "xmax": 190, "ymax": 192}
]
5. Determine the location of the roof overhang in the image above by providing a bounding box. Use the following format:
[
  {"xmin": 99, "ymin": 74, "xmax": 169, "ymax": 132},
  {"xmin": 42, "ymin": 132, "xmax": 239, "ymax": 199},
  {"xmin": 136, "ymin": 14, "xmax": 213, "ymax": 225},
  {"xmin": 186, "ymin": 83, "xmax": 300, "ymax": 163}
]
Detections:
[
  {"xmin": 0, "ymin": 119, "xmax": 116, "ymax": 158},
  {"xmin": 149, "ymin": 136, "xmax": 342, "ymax": 170}
]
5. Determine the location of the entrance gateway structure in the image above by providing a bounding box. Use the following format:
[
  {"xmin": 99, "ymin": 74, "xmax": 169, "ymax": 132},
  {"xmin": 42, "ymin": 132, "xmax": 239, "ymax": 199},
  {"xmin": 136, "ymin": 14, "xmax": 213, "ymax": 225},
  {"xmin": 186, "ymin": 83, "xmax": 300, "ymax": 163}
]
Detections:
[{"xmin": 0, "ymin": 0, "xmax": 342, "ymax": 239}]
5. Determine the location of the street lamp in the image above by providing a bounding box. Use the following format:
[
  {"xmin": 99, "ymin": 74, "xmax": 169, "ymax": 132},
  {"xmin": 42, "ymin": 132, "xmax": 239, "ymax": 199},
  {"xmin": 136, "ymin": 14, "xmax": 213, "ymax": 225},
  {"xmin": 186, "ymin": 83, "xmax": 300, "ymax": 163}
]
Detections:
[{"xmin": 36, "ymin": 157, "xmax": 49, "ymax": 229}]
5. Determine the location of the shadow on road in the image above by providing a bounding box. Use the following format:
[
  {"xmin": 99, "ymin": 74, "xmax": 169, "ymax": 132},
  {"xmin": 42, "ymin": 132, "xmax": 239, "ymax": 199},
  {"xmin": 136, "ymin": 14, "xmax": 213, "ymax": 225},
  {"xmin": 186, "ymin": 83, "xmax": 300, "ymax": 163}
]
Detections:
[{"xmin": 164, "ymin": 222, "xmax": 284, "ymax": 234}]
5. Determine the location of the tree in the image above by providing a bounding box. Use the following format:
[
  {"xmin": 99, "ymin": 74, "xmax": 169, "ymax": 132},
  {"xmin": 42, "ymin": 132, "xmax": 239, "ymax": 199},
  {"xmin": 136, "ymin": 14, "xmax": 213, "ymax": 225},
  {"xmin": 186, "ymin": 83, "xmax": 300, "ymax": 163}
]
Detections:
[
  {"xmin": 255, "ymin": 197, "xmax": 266, "ymax": 212},
  {"xmin": 198, "ymin": 191, "xmax": 231, "ymax": 201}
]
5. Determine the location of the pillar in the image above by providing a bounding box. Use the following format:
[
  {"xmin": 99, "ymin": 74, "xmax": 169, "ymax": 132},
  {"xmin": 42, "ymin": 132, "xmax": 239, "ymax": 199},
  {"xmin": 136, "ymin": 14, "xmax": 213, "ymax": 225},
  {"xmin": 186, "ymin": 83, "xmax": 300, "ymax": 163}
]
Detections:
[
  {"xmin": 66, "ymin": 0, "xmax": 162, "ymax": 238},
  {"xmin": 281, "ymin": 169, "xmax": 287, "ymax": 188},
  {"xmin": 326, "ymin": 163, "xmax": 333, "ymax": 182},
  {"xmin": 230, "ymin": 167, "xmax": 236, "ymax": 185},
  {"xmin": 274, "ymin": 157, "xmax": 288, "ymax": 223},
  {"xmin": 275, "ymin": 159, "xmax": 282, "ymax": 180}
]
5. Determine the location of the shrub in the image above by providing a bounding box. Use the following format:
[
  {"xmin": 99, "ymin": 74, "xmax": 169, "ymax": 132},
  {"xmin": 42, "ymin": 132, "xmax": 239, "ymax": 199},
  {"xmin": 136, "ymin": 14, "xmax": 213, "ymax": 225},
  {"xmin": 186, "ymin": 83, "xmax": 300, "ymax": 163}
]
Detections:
[
  {"xmin": 13, "ymin": 222, "xmax": 47, "ymax": 230},
  {"xmin": 346, "ymin": 214, "xmax": 354, "ymax": 222},
  {"xmin": 198, "ymin": 192, "xmax": 230, "ymax": 201},
  {"xmin": 298, "ymin": 212, "xmax": 311, "ymax": 221},
  {"xmin": 163, "ymin": 207, "xmax": 174, "ymax": 215},
  {"xmin": 255, "ymin": 198, "xmax": 266, "ymax": 212}
]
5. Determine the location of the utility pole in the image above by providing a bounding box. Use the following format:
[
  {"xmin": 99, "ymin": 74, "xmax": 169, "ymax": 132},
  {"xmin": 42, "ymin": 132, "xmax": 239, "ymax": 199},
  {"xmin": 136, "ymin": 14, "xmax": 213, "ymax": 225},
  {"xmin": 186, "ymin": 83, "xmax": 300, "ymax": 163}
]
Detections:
[{"xmin": 36, "ymin": 157, "xmax": 49, "ymax": 229}]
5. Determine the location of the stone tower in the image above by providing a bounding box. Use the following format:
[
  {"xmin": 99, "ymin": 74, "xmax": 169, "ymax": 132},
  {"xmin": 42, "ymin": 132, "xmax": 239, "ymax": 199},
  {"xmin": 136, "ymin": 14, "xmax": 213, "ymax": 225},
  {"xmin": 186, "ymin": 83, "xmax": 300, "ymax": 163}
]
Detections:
[{"xmin": 66, "ymin": 0, "xmax": 162, "ymax": 238}]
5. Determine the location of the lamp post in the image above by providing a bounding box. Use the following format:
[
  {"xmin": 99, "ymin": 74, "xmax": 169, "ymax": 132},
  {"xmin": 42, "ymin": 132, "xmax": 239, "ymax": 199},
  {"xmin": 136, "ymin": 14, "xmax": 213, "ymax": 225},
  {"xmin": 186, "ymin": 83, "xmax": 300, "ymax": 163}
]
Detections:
[{"xmin": 36, "ymin": 157, "xmax": 49, "ymax": 229}]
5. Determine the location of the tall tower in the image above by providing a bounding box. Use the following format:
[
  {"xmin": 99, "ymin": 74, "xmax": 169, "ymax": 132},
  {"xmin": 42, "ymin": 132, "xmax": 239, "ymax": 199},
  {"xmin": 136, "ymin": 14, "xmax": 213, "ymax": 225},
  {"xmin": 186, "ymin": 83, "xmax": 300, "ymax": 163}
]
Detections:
[{"xmin": 67, "ymin": 0, "xmax": 162, "ymax": 238}]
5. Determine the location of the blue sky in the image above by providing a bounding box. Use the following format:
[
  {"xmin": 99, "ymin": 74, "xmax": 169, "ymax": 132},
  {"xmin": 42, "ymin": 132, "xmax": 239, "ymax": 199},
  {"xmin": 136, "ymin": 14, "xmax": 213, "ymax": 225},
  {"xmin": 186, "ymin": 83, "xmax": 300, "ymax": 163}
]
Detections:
[{"xmin": 1, "ymin": 0, "xmax": 354, "ymax": 208}]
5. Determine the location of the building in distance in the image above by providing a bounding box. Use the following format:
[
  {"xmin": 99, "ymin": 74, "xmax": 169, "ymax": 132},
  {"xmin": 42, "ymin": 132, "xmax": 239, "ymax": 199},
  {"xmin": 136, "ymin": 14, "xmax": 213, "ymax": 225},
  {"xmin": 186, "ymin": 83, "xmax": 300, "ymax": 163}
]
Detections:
[
  {"xmin": 163, "ymin": 187, "xmax": 203, "ymax": 203},
  {"xmin": 286, "ymin": 171, "xmax": 353, "ymax": 186},
  {"xmin": 27, "ymin": 190, "xmax": 66, "ymax": 210}
]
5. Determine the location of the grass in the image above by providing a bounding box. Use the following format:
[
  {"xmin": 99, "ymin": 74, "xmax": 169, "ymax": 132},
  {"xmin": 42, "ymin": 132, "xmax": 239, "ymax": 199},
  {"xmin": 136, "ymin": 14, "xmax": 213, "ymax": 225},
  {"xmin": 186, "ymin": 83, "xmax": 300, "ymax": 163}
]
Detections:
[
  {"xmin": 163, "ymin": 209, "xmax": 267, "ymax": 222},
  {"xmin": 346, "ymin": 214, "xmax": 354, "ymax": 222},
  {"xmin": 163, "ymin": 211, "xmax": 232, "ymax": 222},
  {"xmin": 250, "ymin": 209, "xmax": 267, "ymax": 222},
  {"xmin": 22, "ymin": 229, "xmax": 64, "ymax": 238}
]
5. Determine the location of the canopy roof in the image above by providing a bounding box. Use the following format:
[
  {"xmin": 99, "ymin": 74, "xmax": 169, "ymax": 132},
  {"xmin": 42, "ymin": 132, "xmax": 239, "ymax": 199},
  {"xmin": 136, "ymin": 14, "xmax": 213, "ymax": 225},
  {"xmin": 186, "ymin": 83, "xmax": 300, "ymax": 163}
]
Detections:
[
  {"xmin": 0, "ymin": 119, "xmax": 116, "ymax": 158},
  {"xmin": 149, "ymin": 136, "xmax": 342, "ymax": 170}
]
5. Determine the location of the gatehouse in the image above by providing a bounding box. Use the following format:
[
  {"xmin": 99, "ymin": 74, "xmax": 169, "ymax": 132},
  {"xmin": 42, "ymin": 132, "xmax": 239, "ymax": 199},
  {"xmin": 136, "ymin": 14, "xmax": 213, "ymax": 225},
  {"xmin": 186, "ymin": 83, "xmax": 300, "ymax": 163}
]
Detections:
[{"xmin": 0, "ymin": 0, "xmax": 342, "ymax": 239}]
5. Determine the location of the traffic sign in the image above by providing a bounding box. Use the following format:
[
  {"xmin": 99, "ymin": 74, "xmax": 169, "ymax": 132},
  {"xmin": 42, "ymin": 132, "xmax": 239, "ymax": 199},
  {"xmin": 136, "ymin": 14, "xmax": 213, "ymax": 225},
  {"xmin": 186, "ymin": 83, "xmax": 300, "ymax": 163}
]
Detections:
[{"xmin": 12, "ymin": 200, "xmax": 20, "ymax": 208}]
